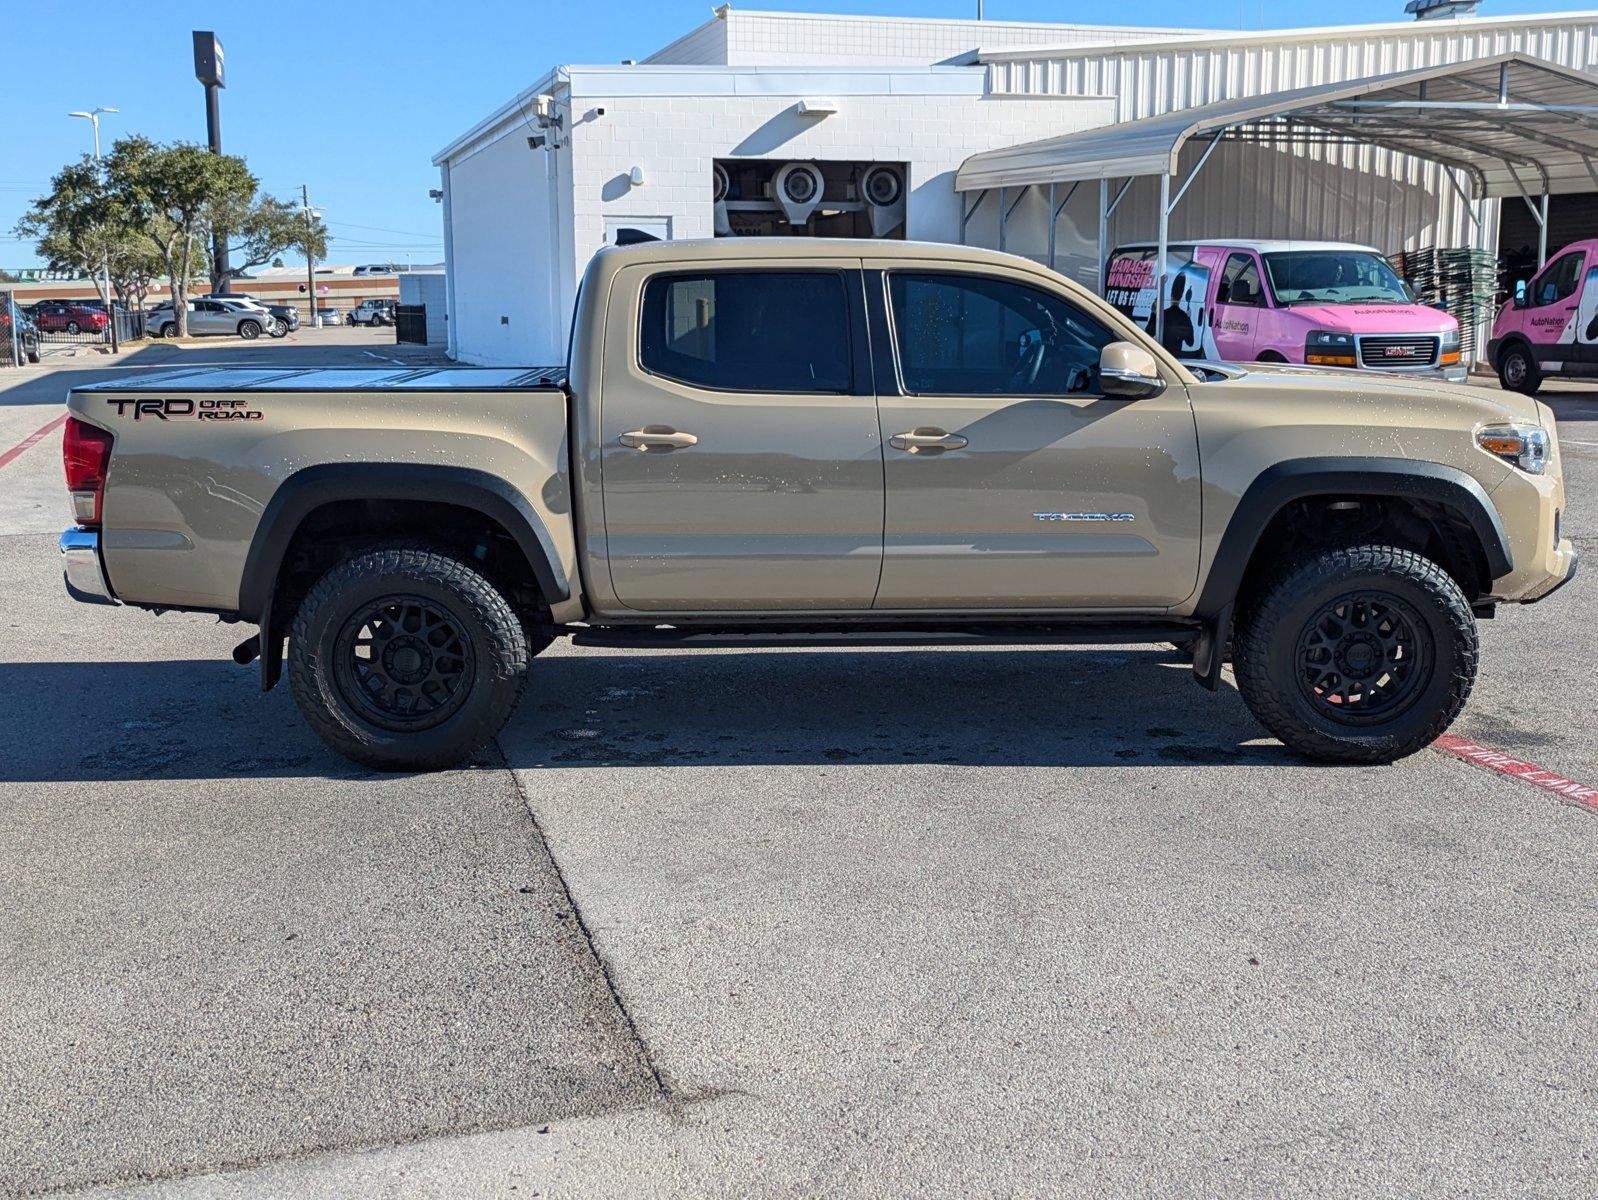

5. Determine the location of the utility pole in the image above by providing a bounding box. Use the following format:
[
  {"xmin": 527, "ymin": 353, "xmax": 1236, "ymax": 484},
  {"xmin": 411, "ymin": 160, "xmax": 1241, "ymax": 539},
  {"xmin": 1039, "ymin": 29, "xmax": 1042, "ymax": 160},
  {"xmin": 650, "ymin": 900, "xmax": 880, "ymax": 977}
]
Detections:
[
  {"xmin": 68, "ymin": 106, "xmax": 119, "ymax": 353},
  {"xmin": 193, "ymin": 32, "xmax": 229, "ymax": 293},
  {"xmin": 302, "ymin": 185, "xmax": 320, "ymax": 328}
]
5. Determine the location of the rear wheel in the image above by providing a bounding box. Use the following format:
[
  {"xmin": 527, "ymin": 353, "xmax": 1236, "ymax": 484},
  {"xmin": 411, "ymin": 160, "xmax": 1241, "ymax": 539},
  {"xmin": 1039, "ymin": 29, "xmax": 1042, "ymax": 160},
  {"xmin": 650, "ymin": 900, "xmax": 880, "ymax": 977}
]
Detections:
[
  {"xmin": 1234, "ymin": 544, "xmax": 1477, "ymax": 764},
  {"xmin": 1497, "ymin": 342, "xmax": 1541, "ymax": 395},
  {"xmin": 289, "ymin": 544, "xmax": 533, "ymax": 771}
]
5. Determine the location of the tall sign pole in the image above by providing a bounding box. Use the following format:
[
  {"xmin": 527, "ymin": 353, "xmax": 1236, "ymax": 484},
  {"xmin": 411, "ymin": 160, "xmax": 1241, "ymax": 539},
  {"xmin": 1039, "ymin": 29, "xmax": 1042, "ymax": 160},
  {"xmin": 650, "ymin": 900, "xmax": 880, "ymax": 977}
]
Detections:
[{"xmin": 193, "ymin": 32, "xmax": 229, "ymax": 293}]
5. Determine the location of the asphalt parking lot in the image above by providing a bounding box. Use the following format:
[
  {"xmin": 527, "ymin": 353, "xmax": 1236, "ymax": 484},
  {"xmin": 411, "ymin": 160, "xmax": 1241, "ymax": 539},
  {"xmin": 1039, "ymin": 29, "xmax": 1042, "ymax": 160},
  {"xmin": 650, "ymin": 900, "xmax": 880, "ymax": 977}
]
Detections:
[{"xmin": 1, "ymin": 334, "xmax": 1594, "ymax": 1198}]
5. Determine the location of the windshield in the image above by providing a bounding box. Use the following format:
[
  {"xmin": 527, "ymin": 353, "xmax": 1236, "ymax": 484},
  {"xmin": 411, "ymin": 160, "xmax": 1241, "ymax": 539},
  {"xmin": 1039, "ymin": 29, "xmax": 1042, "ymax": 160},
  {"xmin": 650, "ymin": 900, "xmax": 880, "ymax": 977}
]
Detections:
[{"xmin": 1261, "ymin": 250, "xmax": 1412, "ymax": 306}]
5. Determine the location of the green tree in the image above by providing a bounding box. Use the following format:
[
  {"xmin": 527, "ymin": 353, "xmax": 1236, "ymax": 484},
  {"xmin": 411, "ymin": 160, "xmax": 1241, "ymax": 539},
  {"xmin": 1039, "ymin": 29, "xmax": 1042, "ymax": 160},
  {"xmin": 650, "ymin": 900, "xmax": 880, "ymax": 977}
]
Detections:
[
  {"xmin": 13, "ymin": 156, "xmax": 131, "ymax": 308},
  {"xmin": 107, "ymin": 136, "xmax": 255, "ymax": 336},
  {"xmin": 208, "ymin": 193, "xmax": 327, "ymax": 291}
]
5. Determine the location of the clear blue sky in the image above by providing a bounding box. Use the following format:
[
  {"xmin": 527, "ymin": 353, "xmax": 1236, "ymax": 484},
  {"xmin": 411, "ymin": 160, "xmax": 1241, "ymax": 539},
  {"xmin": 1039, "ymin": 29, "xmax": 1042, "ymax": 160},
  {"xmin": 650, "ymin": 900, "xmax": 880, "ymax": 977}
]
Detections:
[{"xmin": 1, "ymin": 0, "xmax": 1586, "ymax": 270}]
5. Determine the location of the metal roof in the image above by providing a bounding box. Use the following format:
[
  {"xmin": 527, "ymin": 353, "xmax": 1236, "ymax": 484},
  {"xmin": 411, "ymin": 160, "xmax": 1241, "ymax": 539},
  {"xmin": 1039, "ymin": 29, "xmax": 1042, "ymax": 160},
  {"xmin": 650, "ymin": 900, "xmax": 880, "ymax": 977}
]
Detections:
[{"xmin": 955, "ymin": 52, "xmax": 1598, "ymax": 199}]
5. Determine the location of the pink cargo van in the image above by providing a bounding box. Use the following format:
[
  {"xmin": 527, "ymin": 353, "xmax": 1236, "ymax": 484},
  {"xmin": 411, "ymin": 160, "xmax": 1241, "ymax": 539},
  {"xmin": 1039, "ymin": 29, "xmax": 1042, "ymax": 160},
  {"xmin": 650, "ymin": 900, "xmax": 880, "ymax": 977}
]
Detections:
[
  {"xmin": 1489, "ymin": 238, "xmax": 1598, "ymax": 394},
  {"xmin": 1105, "ymin": 240, "xmax": 1465, "ymax": 383}
]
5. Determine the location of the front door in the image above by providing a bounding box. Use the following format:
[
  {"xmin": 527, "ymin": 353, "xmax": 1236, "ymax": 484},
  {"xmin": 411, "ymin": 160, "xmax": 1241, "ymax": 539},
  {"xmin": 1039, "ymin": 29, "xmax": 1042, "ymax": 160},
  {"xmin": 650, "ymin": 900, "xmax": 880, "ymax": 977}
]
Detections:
[
  {"xmin": 598, "ymin": 261, "xmax": 884, "ymax": 612},
  {"xmin": 868, "ymin": 263, "xmax": 1201, "ymax": 610},
  {"xmin": 1210, "ymin": 250, "xmax": 1266, "ymax": 362},
  {"xmin": 1527, "ymin": 249, "xmax": 1589, "ymax": 370}
]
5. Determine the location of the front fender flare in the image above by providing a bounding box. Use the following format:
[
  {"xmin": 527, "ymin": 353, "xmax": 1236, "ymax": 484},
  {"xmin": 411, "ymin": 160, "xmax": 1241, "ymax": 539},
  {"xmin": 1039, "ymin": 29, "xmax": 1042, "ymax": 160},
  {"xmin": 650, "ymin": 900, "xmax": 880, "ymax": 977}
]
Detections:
[{"xmin": 1193, "ymin": 456, "xmax": 1512, "ymax": 622}]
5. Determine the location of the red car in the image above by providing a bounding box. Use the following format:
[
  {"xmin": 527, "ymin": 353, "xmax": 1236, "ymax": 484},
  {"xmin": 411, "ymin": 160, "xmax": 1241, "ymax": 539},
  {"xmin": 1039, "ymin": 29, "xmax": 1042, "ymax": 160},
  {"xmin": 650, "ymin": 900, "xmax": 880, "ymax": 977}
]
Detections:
[{"xmin": 32, "ymin": 303, "xmax": 110, "ymax": 334}]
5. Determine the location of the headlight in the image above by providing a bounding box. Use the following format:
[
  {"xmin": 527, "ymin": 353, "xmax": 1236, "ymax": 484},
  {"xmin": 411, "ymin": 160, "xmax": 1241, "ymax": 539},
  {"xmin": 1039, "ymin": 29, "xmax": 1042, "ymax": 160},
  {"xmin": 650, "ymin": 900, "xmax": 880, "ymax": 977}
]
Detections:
[
  {"xmin": 1305, "ymin": 330, "xmax": 1357, "ymax": 367},
  {"xmin": 1476, "ymin": 423, "xmax": 1549, "ymax": 474},
  {"xmin": 1440, "ymin": 327, "xmax": 1461, "ymax": 350}
]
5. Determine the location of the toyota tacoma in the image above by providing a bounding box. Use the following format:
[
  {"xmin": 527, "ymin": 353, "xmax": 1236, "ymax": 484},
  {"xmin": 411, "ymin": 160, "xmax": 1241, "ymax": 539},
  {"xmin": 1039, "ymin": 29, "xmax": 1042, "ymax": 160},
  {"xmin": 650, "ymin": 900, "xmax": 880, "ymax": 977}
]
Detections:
[{"xmin": 59, "ymin": 239, "xmax": 1577, "ymax": 769}]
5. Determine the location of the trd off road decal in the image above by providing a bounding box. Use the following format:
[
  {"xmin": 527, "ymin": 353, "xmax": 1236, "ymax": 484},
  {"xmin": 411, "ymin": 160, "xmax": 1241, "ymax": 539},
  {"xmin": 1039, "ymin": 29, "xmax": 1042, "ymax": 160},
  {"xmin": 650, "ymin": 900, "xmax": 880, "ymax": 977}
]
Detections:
[{"xmin": 106, "ymin": 397, "xmax": 263, "ymax": 421}]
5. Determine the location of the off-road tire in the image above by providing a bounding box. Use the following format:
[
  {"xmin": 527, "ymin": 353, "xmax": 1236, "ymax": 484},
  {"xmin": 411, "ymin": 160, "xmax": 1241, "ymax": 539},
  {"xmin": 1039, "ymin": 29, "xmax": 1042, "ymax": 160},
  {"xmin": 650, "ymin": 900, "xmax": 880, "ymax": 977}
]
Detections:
[
  {"xmin": 1234, "ymin": 544, "xmax": 1477, "ymax": 764},
  {"xmin": 289, "ymin": 544, "xmax": 531, "ymax": 771},
  {"xmin": 1497, "ymin": 342, "xmax": 1541, "ymax": 395}
]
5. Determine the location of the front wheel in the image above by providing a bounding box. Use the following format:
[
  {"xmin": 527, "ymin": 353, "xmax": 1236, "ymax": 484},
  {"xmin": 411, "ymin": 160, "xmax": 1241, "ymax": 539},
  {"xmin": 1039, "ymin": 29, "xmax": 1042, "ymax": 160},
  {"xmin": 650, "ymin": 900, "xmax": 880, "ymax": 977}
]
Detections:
[
  {"xmin": 66, "ymin": 321, "xmax": 80, "ymax": 334},
  {"xmin": 267, "ymin": 321, "xmax": 288, "ymax": 339},
  {"xmin": 1497, "ymin": 343, "xmax": 1541, "ymax": 395},
  {"xmin": 289, "ymin": 544, "xmax": 532, "ymax": 771},
  {"xmin": 1233, "ymin": 545, "xmax": 1477, "ymax": 764},
  {"xmin": 160, "ymin": 323, "xmax": 178, "ymax": 338},
  {"xmin": 238, "ymin": 320, "xmax": 262, "ymax": 340}
]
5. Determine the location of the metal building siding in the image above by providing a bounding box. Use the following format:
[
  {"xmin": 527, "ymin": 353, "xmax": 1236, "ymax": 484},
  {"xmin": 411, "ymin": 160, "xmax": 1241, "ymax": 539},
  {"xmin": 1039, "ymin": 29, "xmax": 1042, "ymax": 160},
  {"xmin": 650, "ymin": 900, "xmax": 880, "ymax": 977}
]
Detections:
[{"xmin": 979, "ymin": 16, "xmax": 1598, "ymax": 256}]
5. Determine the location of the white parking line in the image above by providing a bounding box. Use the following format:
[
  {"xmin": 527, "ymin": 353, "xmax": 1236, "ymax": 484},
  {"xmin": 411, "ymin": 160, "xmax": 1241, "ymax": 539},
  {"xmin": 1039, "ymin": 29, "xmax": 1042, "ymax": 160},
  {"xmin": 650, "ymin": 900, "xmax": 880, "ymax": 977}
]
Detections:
[{"xmin": 363, "ymin": 351, "xmax": 407, "ymax": 366}]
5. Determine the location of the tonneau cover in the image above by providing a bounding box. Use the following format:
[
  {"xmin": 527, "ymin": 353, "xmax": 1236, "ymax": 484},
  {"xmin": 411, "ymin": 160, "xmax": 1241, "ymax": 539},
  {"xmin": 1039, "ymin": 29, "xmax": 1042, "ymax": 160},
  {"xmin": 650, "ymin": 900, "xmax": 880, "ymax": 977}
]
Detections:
[{"xmin": 73, "ymin": 365, "xmax": 568, "ymax": 393}]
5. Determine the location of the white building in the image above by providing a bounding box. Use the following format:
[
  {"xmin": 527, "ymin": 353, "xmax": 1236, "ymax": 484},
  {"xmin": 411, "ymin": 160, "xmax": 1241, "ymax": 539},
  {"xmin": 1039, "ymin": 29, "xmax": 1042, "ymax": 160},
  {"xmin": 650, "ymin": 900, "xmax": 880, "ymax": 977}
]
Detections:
[{"xmin": 433, "ymin": 7, "xmax": 1598, "ymax": 365}]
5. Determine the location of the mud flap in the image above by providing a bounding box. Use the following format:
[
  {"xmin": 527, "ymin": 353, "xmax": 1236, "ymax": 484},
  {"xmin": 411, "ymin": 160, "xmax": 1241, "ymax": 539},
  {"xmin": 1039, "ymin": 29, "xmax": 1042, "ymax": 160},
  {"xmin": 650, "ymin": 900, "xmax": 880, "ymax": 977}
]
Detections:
[{"xmin": 1190, "ymin": 602, "xmax": 1233, "ymax": 692}]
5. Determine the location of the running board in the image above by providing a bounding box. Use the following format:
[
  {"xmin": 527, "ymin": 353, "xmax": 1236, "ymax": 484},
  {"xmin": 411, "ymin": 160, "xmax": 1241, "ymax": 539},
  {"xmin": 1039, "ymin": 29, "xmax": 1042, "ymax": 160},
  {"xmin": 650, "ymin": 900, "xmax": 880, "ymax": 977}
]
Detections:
[{"xmin": 565, "ymin": 621, "xmax": 1200, "ymax": 651}]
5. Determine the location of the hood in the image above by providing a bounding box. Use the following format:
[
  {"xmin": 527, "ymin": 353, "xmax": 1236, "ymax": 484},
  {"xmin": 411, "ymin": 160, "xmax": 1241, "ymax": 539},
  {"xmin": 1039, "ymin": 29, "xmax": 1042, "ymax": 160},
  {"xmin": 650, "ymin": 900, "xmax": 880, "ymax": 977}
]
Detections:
[
  {"xmin": 1211, "ymin": 361, "xmax": 1543, "ymax": 426},
  {"xmin": 1277, "ymin": 303, "xmax": 1457, "ymax": 333}
]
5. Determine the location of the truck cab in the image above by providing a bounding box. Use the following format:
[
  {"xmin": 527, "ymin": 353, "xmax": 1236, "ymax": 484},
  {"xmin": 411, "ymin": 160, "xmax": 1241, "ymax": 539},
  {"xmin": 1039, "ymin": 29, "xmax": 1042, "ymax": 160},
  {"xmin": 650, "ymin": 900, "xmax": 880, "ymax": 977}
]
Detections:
[
  {"xmin": 1489, "ymin": 237, "xmax": 1598, "ymax": 393},
  {"xmin": 1107, "ymin": 240, "xmax": 1465, "ymax": 382}
]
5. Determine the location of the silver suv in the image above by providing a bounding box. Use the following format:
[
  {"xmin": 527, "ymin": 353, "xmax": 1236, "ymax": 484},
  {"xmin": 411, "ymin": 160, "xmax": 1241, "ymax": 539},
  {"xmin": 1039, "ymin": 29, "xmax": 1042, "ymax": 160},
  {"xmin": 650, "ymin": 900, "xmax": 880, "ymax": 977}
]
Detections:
[{"xmin": 149, "ymin": 299, "xmax": 274, "ymax": 340}]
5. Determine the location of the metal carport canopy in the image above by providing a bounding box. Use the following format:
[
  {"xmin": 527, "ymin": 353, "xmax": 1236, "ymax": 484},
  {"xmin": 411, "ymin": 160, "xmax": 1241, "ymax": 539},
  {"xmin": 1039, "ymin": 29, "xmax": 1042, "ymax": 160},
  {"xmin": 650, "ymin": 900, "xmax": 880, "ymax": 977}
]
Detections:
[{"xmin": 955, "ymin": 51, "xmax": 1598, "ymax": 200}]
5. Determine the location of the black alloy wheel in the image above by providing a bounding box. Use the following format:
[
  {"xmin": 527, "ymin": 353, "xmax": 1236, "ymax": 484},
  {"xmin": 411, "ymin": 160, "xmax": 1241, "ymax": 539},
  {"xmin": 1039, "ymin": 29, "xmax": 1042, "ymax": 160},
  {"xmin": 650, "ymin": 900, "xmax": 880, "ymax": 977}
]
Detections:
[
  {"xmin": 332, "ymin": 595, "xmax": 476, "ymax": 732},
  {"xmin": 1293, "ymin": 591, "xmax": 1430, "ymax": 726}
]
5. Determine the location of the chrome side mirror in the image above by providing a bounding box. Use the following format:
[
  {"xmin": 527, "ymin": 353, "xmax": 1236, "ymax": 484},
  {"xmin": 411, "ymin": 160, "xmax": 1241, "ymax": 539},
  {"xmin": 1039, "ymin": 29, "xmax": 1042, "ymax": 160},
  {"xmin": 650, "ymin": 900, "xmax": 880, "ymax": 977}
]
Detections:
[{"xmin": 1099, "ymin": 341, "xmax": 1166, "ymax": 398}]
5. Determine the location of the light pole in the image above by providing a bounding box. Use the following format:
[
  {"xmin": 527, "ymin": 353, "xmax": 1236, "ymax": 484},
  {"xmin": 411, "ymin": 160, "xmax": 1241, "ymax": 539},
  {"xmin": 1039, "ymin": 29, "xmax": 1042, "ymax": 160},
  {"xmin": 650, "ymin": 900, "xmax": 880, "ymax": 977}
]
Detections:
[
  {"xmin": 68, "ymin": 107, "xmax": 119, "ymax": 351},
  {"xmin": 302, "ymin": 185, "xmax": 321, "ymax": 328}
]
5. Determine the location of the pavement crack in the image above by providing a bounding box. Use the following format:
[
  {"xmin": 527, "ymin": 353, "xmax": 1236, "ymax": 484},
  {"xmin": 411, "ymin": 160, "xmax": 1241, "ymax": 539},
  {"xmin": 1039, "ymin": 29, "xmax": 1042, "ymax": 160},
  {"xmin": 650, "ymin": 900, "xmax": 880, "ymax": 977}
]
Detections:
[{"xmin": 494, "ymin": 738, "xmax": 676, "ymax": 1105}]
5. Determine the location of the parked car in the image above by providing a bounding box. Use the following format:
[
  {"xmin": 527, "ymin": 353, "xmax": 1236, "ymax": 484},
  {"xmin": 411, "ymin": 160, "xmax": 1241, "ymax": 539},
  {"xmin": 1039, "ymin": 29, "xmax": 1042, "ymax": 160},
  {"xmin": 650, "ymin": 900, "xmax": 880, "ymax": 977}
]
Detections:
[
  {"xmin": 59, "ymin": 238, "xmax": 1576, "ymax": 771},
  {"xmin": 148, "ymin": 299, "xmax": 272, "ymax": 340},
  {"xmin": 350, "ymin": 299, "xmax": 396, "ymax": 327},
  {"xmin": 1105, "ymin": 240, "xmax": 1465, "ymax": 383},
  {"xmin": 312, "ymin": 307, "xmax": 341, "ymax": 327},
  {"xmin": 0, "ymin": 307, "xmax": 42, "ymax": 364},
  {"xmin": 266, "ymin": 304, "xmax": 300, "ymax": 333},
  {"xmin": 1490, "ymin": 238, "xmax": 1598, "ymax": 394},
  {"xmin": 32, "ymin": 303, "xmax": 110, "ymax": 335}
]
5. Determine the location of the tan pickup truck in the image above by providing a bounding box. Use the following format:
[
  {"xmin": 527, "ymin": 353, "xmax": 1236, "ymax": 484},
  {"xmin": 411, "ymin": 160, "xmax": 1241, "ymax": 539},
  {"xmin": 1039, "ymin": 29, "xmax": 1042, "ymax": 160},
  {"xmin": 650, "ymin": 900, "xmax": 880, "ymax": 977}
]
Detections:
[{"xmin": 60, "ymin": 239, "xmax": 1576, "ymax": 769}]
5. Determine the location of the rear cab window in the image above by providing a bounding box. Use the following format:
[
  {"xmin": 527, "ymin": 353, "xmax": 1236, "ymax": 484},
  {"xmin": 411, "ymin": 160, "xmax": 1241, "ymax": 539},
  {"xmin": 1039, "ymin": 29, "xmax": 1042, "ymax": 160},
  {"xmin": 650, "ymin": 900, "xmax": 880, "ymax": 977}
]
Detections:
[{"xmin": 639, "ymin": 271, "xmax": 852, "ymax": 393}]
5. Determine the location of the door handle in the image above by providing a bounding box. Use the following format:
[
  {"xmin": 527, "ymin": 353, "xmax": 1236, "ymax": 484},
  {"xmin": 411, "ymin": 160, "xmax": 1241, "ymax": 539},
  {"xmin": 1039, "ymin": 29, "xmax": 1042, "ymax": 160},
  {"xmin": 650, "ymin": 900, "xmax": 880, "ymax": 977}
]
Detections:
[
  {"xmin": 890, "ymin": 428, "xmax": 968, "ymax": 453},
  {"xmin": 619, "ymin": 426, "xmax": 699, "ymax": 451}
]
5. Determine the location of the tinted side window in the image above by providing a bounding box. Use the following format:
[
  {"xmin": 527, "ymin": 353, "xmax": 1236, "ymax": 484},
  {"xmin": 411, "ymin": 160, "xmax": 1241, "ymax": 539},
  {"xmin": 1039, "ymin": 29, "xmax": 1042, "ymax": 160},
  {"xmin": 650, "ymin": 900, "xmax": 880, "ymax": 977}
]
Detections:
[
  {"xmin": 639, "ymin": 271, "xmax": 851, "ymax": 393},
  {"xmin": 1533, "ymin": 253, "xmax": 1584, "ymax": 307},
  {"xmin": 1220, "ymin": 253, "xmax": 1263, "ymax": 307},
  {"xmin": 887, "ymin": 272, "xmax": 1112, "ymax": 396}
]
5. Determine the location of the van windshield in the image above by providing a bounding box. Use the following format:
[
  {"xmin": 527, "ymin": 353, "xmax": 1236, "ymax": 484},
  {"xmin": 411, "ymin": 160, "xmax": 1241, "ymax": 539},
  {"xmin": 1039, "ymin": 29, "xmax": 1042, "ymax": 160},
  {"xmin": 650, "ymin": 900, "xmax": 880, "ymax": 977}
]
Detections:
[{"xmin": 1261, "ymin": 251, "xmax": 1412, "ymax": 306}]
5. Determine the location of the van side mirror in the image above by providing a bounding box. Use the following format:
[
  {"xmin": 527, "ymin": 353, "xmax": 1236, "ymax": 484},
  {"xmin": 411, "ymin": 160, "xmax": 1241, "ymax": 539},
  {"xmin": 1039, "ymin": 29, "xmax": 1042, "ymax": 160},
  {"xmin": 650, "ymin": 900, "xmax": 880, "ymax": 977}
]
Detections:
[
  {"xmin": 1514, "ymin": 279, "xmax": 1528, "ymax": 308},
  {"xmin": 1099, "ymin": 341, "xmax": 1166, "ymax": 398}
]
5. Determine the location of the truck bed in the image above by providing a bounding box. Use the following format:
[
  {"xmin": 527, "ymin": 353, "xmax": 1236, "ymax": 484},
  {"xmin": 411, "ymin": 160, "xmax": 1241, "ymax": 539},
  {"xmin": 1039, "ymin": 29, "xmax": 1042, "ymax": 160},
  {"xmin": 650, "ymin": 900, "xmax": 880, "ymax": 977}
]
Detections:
[{"xmin": 74, "ymin": 365, "xmax": 569, "ymax": 394}]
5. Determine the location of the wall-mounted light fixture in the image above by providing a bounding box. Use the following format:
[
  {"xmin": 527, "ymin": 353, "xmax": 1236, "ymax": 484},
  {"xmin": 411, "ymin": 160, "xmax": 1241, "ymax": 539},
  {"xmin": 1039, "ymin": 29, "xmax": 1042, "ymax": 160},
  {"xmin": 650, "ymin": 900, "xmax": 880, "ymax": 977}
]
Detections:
[
  {"xmin": 628, "ymin": 165, "xmax": 646, "ymax": 188},
  {"xmin": 796, "ymin": 98, "xmax": 838, "ymax": 118}
]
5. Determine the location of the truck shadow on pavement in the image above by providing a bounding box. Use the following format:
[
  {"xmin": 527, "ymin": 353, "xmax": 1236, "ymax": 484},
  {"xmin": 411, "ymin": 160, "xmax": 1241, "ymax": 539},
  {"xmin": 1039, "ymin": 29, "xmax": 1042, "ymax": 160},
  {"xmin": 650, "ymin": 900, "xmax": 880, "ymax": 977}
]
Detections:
[
  {"xmin": 0, "ymin": 647, "xmax": 1294, "ymax": 783},
  {"xmin": 502, "ymin": 646, "xmax": 1298, "ymax": 773}
]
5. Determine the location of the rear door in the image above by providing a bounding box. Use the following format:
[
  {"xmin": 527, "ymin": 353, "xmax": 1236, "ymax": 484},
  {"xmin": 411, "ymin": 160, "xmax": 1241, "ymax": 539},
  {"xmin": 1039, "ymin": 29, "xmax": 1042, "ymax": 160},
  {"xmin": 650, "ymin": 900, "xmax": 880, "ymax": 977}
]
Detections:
[
  {"xmin": 867, "ymin": 261, "xmax": 1201, "ymax": 610},
  {"xmin": 597, "ymin": 260, "xmax": 884, "ymax": 612}
]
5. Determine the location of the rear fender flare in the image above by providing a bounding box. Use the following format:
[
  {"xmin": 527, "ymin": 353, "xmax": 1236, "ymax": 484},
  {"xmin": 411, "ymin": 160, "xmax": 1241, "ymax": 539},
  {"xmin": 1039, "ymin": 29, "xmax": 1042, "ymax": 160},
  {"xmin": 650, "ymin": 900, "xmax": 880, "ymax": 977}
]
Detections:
[{"xmin": 241, "ymin": 463, "xmax": 569, "ymax": 689}]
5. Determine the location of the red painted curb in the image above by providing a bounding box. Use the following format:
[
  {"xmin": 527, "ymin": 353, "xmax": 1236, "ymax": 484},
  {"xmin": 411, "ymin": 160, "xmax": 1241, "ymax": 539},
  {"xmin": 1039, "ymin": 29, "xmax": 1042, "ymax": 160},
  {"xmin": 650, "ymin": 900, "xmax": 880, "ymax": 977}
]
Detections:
[
  {"xmin": 1433, "ymin": 734, "xmax": 1598, "ymax": 813},
  {"xmin": 0, "ymin": 412, "xmax": 68, "ymax": 471}
]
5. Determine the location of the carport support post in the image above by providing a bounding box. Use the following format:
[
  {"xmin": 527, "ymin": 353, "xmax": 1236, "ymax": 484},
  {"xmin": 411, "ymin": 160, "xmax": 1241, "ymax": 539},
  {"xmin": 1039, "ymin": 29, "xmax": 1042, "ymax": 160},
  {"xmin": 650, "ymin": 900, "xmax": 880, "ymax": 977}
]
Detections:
[
  {"xmin": 1098, "ymin": 179, "xmax": 1109, "ymax": 296},
  {"xmin": 1155, "ymin": 172, "xmax": 1170, "ymax": 347},
  {"xmin": 1539, "ymin": 193, "xmax": 1550, "ymax": 266}
]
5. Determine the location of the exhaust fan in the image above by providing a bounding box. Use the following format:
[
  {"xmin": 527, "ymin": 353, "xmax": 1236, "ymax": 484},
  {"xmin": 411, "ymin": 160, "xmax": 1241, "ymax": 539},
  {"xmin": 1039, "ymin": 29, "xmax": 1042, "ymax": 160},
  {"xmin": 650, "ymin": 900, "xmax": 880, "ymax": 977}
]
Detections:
[
  {"xmin": 861, "ymin": 164, "xmax": 905, "ymax": 238},
  {"xmin": 712, "ymin": 162, "xmax": 733, "ymax": 236},
  {"xmin": 773, "ymin": 162, "xmax": 825, "ymax": 227}
]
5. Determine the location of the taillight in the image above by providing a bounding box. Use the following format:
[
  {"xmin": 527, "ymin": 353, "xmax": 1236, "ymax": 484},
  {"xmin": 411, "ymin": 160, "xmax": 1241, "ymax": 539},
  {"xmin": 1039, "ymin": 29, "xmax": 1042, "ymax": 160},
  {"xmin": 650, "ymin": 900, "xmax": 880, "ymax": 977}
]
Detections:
[{"xmin": 63, "ymin": 416, "xmax": 114, "ymax": 527}]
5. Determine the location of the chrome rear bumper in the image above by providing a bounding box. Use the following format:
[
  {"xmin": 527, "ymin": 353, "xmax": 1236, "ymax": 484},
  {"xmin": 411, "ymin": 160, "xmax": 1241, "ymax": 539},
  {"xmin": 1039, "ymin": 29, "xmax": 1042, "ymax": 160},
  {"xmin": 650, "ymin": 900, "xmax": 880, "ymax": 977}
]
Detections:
[{"xmin": 60, "ymin": 527, "xmax": 117, "ymax": 605}]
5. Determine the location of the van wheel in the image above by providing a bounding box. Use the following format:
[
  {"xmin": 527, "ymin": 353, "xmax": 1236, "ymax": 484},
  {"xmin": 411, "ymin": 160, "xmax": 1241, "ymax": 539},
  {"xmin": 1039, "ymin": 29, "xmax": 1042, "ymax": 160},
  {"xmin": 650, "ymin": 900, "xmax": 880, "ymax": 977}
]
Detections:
[
  {"xmin": 289, "ymin": 544, "xmax": 532, "ymax": 771},
  {"xmin": 1233, "ymin": 544, "xmax": 1476, "ymax": 764},
  {"xmin": 1497, "ymin": 343, "xmax": 1541, "ymax": 395}
]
